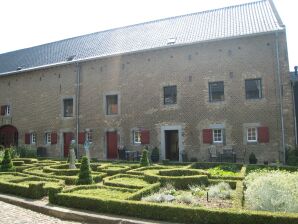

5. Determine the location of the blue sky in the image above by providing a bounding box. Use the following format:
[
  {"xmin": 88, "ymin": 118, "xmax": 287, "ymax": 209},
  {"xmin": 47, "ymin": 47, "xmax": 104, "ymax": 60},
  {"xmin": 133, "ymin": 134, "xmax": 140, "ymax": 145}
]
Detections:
[{"xmin": 0, "ymin": 0, "xmax": 296, "ymax": 69}]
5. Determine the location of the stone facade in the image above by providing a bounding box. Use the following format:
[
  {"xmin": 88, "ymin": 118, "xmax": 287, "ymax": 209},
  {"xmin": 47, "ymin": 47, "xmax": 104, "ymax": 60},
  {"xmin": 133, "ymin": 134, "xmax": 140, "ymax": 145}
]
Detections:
[{"xmin": 0, "ymin": 32, "xmax": 294, "ymax": 163}]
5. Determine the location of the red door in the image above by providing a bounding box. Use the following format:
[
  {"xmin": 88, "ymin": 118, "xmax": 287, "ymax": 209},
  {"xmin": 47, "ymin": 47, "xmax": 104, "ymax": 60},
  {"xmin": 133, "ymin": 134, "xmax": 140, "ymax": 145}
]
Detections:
[
  {"xmin": 0, "ymin": 125, "xmax": 18, "ymax": 148},
  {"xmin": 106, "ymin": 131, "xmax": 117, "ymax": 159},
  {"xmin": 63, "ymin": 132, "xmax": 74, "ymax": 157}
]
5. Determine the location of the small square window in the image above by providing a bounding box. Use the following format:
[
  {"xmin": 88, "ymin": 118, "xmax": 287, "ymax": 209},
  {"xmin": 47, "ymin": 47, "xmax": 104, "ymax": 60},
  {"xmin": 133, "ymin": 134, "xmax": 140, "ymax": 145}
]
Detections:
[
  {"xmin": 247, "ymin": 127, "xmax": 258, "ymax": 142},
  {"xmin": 164, "ymin": 85, "xmax": 177, "ymax": 105},
  {"xmin": 133, "ymin": 130, "xmax": 141, "ymax": 144},
  {"xmin": 106, "ymin": 95, "xmax": 118, "ymax": 115},
  {"xmin": 213, "ymin": 129, "xmax": 223, "ymax": 143},
  {"xmin": 31, "ymin": 133, "xmax": 36, "ymax": 144},
  {"xmin": 245, "ymin": 79, "xmax": 262, "ymax": 99},
  {"xmin": 45, "ymin": 133, "xmax": 51, "ymax": 144},
  {"xmin": 1, "ymin": 105, "xmax": 10, "ymax": 116},
  {"xmin": 209, "ymin": 82, "xmax": 224, "ymax": 102},
  {"xmin": 63, "ymin": 98, "xmax": 73, "ymax": 117}
]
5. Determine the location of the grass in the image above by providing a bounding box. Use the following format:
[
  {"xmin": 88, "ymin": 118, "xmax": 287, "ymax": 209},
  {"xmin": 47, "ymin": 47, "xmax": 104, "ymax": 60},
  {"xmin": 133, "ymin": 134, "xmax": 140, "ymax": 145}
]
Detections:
[
  {"xmin": 107, "ymin": 176, "xmax": 150, "ymax": 188},
  {"xmin": 70, "ymin": 186, "xmax": 136, "ymax": 200}
]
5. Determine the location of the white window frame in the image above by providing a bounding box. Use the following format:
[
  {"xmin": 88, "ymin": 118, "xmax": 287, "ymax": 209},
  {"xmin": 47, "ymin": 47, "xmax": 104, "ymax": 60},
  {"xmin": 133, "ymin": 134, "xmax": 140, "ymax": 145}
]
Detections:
[
  {"xmin": 133, "ymin": 130, "xmax": 141, "ymax": 144},
  {"xmin": 45, "ymin": 132, "xmax": 51, "ymax": 144},
  {"xmin": 63, "ymin": 98, "xmax": 74, "ymax": 117},
  {"xmin": 213, "ymin": 129, "xmax": 223, "ymax": 144},
  {"xmin": 31, "ymin": 133, "xmax": 36, "ymax": 144},
  {"xmin": 4, "ymin": 105, "xmax": 10, "ymax": 116},
  {"xmin": 247, "ymin": 127, "xmax": 258, "ymax": 143}
]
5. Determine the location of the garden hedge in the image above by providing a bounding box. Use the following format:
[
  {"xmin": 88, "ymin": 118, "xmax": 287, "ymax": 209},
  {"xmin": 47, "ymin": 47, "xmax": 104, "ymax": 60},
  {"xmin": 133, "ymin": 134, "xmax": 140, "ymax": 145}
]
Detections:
[
  {"xmin": 144, "ymin": 169, "xmax": 208, "ymax": 189},
  {"xmin": 97, "ymin": 164, "xmax": 131, "ymax": 175},
  {"xmin": 103, "ymin": 174, "xmax": 150, "ymax": 189},
  {"xmin": 245, "ymin": 164, "xmax": 298, "ymax": 174},
  {"xmin": 50, "ymin": 190, "xmax": 298, "ymax": 224}
]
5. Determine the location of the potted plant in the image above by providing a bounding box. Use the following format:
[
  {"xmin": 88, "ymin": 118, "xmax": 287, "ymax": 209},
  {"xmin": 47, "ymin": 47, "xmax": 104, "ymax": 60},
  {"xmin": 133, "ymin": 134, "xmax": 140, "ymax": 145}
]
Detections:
[
  {"xmin": 151, "ymin": 147, "xmax": 159, "ymax": 163},
  {"xmin": 249, "ymin": 152, "xmax": 258, "ymax": 164}
]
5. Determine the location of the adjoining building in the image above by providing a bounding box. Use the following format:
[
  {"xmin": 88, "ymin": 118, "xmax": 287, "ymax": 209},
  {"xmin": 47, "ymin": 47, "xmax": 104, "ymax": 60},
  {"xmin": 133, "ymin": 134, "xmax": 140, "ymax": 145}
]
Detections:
[{"xmin": 0, "ymin": 0, "xmax": 295, "ymax": 163}]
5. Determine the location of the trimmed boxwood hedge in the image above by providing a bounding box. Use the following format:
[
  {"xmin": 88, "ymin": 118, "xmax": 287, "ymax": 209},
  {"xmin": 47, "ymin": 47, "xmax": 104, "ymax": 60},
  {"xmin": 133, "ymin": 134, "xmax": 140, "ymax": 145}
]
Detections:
[
  {"xmin": 144, "ymin": 169, "xmax": 209, "ymax": 189},
  {"xmin": 43, "ymin": 164, "xmax": 80, "ymax": 176},
  {"xmin": 97, "ymin": 164, "xmax": 131, "ymax": 175},
  {"xmin": 190, "ymin": 162, "xmax": 243, "ymax": 170},
  {"xmin": 50, "ymin": 190, "xmax": 298, "ymax": 224},
  {"xmin": 103, "ymin": 174, "xmax": 150, "ymax": 189},
  {"xmin": 245, "ymin": 164, "xmax": 298, "ymax": 174}
]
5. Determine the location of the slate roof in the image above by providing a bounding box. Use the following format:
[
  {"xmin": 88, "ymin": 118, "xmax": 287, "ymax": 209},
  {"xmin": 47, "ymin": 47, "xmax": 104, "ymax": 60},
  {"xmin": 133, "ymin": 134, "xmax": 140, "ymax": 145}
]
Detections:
[{"xmin": 0, "ymin": 0, "xmax": 284, "ymax": 76}]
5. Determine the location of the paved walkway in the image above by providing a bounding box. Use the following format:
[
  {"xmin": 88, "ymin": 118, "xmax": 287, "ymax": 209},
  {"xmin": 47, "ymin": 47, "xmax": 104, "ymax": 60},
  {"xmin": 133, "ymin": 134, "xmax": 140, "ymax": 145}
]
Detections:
[{"xmin": 0, "ymin": 200, "xmax": 82, "ymax": 224}]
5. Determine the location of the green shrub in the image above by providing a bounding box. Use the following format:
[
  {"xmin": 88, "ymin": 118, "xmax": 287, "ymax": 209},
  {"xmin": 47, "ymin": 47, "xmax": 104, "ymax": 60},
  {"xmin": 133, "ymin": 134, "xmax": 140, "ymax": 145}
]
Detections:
[
  {"xmin": 150, "ymin": 147, "xmax": 160, "ymax": 163},
  {"xmin": 16, "ymin": 145, "xmax": 37, "ymax": 158},
  {"xmin": 140, "ymin": 149, "xmax": 150, "ymax": 167},
  {"xmin": 208, "ymin": 182, "xmax": 232, "ymax": 199},
  {"xmin": 249, "ymin": 152, "xmax": 257, "ymax": 164},
  {"xmin": 245, "ymin": 170, "xmax": 298, "ymax": 213},
  {"xmin": 104, "ymin": 174, "xmax": 150, "ymax": 189},
  {"xmin": 77, "ymin": 156, "xmax": 93, "ymax": 185},
  {"xmin": 286, "ymin": 147, "xmax": 298, "ymax": 166},
  {"xmin": 1, "ymin": 149, "xmax": 15, "ymax": 172}
]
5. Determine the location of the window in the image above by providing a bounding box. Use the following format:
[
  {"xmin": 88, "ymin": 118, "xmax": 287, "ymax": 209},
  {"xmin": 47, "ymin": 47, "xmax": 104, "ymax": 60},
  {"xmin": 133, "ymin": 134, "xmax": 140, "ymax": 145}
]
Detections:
[
  {"xmin": 245, "ymin": 79, "xmax": 262, "ymax": 99},
  {"xmin": 209, "ymin": 82, "xmax": 224, "ymax": 102},
  {"xmin": 0, "ymin": 105, "xmax": 10, "ymax": 116},
  {"xmin": 31, "ymin": 133, "xmax": 36, "ymax": 144},
  {"xmin": 213, "ymin": 129, "xmax": 223, "ymax": 143},
  {"xmin": 133, "ymin": 130, "xmax": 141, "ymax": 144},
  {"xmin": 164, "ymin": 85, "xmax": 177, "ymax": 105},
  {"xmin": 106, "ymin": 95, "xmax": 118, "ymax": 115},
  {"xmin": 45, "ymin": 132, "xmax": 51, "ymax": 144},
  {"xmin": 86, "ymin": 131, "xmax": 93, "ymax": 143},
  {"xmin": 63, "ymin": 98, "xmax": 73, "ymax": 117},
  {"xmin": 247, "ymin": 127, "xmax": 257, "ymax": 142}
]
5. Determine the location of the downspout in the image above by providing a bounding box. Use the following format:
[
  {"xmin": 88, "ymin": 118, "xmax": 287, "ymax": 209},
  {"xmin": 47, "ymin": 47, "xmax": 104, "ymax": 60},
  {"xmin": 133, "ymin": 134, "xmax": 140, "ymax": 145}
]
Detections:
[
  {"xmin": 75, "ymin": 62, "xmax": 81, "ymax": 157},
  {"xmin": 292, "ymin": 81, "xmax": 297, "ymax": 145},
  {"xmin": 275, "ymin": 32, "xmax": 286, "ymax": 163}
]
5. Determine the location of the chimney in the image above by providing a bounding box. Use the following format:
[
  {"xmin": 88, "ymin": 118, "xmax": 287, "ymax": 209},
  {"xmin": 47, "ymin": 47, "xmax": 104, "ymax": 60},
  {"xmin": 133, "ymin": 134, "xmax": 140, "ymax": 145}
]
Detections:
[{"xmin": 295, "ymin": 66, "xmax": 298, "ymax": 76}]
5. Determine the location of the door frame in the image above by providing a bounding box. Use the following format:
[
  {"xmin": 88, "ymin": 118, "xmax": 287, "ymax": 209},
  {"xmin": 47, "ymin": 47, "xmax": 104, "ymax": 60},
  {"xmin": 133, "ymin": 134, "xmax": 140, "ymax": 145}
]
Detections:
[{"xmin": 160, "ymin": 125, "xmax": 183, "ymax": 162}]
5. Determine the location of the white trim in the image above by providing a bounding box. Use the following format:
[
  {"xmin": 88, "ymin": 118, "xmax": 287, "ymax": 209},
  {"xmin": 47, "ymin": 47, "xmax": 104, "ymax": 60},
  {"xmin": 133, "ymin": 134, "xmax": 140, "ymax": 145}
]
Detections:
[
  {"xmin": 45, "ymin": 132, "xmax": 51, "ymax": 145},
  {"xmin": 133, "ymin": 130, "xmax": 141, "ymax": 144},
  {"xmin": 247, "ymin": 127, "xmax": 258, "ymax": 143},
  {"xmin": 160, "ymin": 125, "xmax": 183, "ymax": 162},
  {"xmin": 212, "ymin": 129, "xmax": 223, "ymax": 144},
  {"xmin": 30, "ymin": 132, "xmax": 36, "ymax": 145}
]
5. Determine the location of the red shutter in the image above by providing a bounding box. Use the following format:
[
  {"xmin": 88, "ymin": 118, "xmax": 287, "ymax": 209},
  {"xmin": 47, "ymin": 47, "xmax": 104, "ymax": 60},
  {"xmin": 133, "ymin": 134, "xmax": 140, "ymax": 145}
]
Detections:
[
  {"xmin": 203, "ymin": 129, "xmax": 213, "ymax": 144},
  {"xmin": 25, "ymin": 133, "xmax": 30, "ymax": 144},
  {"xmin": 141, "ymin": 130, "xmax": 150, "ymax": 144},
  {"xmin": 0, "ymin": 106, "xmax": 5, "ymax": 116},
  {"xmin": 78, "ymin": 132, "xmax": 85, "ymax": 144},
  {"xmin": 51, "ymin": 132, "xmax": 57, "ymax": 144},
  {"xmin": 258, "ymin": 127, "xmax": 269, "ymax": 143}
]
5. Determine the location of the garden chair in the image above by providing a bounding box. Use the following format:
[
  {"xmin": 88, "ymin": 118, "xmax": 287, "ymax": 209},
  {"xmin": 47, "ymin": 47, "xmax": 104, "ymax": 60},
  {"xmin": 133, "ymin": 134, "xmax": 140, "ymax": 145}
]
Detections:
[{"xmin": 208, "ymin": 145, "xmax": 219, "ymax": 162}]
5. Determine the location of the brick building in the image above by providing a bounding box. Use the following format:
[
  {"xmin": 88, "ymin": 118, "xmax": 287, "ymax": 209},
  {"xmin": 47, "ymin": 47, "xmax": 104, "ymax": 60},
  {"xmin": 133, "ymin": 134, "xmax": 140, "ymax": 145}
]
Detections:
[{"xmin": 0, "ymin": 0, "xmax": 295, "ymax": 163}]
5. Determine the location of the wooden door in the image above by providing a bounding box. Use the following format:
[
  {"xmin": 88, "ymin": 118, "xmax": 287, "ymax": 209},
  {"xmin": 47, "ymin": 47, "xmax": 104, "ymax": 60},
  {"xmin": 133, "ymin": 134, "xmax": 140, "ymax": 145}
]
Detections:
[
  {"xmin": 63, "ymin": 132, "xmax": 74, "ymax": 157},
  {"xmin": 0, "ymin": 125, "xmax": 18, "ymax": 147},
  {"xmin": 106, "ymin": 131, "xmax": 118, "ymax": 159}
]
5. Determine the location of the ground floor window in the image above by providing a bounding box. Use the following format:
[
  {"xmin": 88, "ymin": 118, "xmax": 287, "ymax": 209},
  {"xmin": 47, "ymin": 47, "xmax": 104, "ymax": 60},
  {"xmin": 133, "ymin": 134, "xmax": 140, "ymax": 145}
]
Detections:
[
  {"xmin": 213, "ymin": 129, "xmax": 223, "ymax": 143},
  {"xmin": 133, "ymin": 130, "xmax": 141, "ymax": 144},
  {"xmin": 247, "ymin": 127, "xmax": 257, "ymax": 142}
]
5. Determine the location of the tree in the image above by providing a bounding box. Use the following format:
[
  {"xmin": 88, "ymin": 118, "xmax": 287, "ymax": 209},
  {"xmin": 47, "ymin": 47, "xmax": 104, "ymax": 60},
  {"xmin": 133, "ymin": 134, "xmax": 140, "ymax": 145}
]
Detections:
[
  {"xmin": 77, "ymin": 156, "xmax": 93, "ymax": 185},
  {"xmin": 1, "ymin": 149, "xmax": 15, "ymax": 172},
  {"xmin": 140, "ymin": 149, "xmax": 150, "ymax": 167}
]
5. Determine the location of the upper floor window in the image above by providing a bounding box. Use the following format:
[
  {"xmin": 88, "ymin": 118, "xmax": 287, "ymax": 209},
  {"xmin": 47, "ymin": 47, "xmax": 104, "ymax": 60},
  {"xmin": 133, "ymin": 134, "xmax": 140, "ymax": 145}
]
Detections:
[
  {"xmin": 0, "ymin": 105, "xmax": 10, "ymax": 116},
  {"xmin": 63, "ymin": 98, "xmax": 73, "ymax": 117},
  {"xmin": 106, "ymin": 95, "xmax": 118, "ymax": 115},
  {"xmin": 164, "ymin": 85, "xmax": 177, "ymax": 105},
  {"xmin": 209, "ymin": 82, "xmax": 224, "ymax": 102},
  {"xmin": 245, "ymin": 79, "xmax": 262, "ymax": 99}
]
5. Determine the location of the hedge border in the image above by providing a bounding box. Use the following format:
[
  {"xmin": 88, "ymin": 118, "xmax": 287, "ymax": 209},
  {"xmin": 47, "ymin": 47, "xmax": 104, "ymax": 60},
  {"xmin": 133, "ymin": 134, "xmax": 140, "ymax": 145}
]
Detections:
[
  {"xmin": 103, "ymin": 174, "xmax": 151, "ymax": 189},
  {"xmin": 50, "ymin": 190, "xmax": 298, "ymax": 224}
]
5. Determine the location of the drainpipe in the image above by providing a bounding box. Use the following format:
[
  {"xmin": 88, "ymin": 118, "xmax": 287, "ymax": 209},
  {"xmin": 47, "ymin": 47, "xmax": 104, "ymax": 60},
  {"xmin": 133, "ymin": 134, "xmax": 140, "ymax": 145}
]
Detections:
[
  {"xmin": 75, "ymin": 62, "xmax": 81, "ymax": 158},
  {"xmin": 292, "ymin": 81, "xmax": 297, "ymax": 145},
  {"xmin": 275, "ymin": 32, "xmax": 285, "ymax": 163}
]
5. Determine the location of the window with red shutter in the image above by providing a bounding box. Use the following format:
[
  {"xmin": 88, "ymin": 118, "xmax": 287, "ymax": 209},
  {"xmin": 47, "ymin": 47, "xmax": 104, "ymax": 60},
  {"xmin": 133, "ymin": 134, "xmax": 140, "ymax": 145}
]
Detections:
[
  {"xmin": 141, "ymin": 130, "xmax": 150, "ymax": 144},
  {"xmin": 78, "ymin": 132, "xmax": 85, "ymax": 144},
  {"xmin": 203, "ymin": 129, "xmax": 213, "ymax": 144},
  {"xmin": 258, "ymin": 127, "xmax": 269, "ymax": 143},
  {"xmin": 51, "ymin": 132, "xmax": 57, "ymax": 144},
  {"xmin": 25, "ymin": 133, "xmax": 30, "ymax": 144}
]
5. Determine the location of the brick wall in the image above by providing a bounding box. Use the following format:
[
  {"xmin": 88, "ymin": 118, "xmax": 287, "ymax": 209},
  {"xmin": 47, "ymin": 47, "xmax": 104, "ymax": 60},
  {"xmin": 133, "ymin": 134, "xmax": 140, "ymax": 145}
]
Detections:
[{"xmin": 0, "ymin": 32, "xmax": 294, "ymax": 163}]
